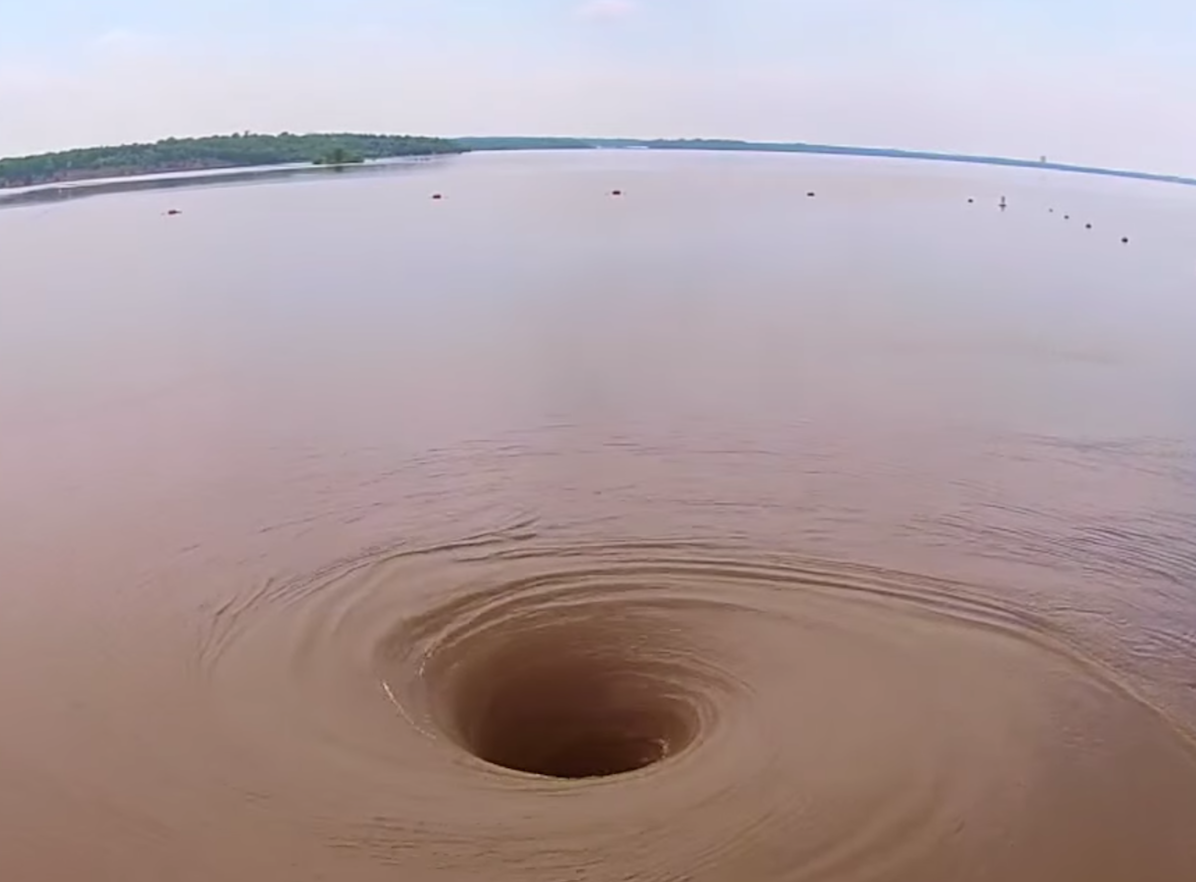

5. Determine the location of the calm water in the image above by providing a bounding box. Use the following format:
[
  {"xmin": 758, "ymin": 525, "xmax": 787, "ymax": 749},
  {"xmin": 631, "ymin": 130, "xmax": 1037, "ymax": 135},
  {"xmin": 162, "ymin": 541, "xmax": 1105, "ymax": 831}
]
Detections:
[{"xmin": 1, "ymin": 150, "xmax": 1195, "ymax": 881}]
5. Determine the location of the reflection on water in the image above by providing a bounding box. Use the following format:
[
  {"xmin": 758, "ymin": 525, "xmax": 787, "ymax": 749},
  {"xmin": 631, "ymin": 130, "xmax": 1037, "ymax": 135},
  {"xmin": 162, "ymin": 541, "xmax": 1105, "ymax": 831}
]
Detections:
[{"xmin": 1, "ymin": 151, "xmax": 1195, "ymax": 881}]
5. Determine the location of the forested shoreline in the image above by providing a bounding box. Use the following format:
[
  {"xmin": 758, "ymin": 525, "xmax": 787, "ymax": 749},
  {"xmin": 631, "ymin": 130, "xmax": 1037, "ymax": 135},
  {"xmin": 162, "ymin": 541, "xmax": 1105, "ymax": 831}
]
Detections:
[{"xmin": 0, "ymin": 133, "xmax": 464, "ymax": 189}]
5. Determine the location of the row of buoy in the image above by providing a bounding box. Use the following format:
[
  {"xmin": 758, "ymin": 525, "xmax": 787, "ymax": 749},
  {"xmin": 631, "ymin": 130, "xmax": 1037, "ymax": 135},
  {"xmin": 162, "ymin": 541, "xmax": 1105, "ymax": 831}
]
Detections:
[
  {"xmin": 425, "ymin": 188, "xmax": 814, "ymax": 200},
  {"xmin": 161, "ymin": 189, "xmax": 1129, "ymax": 247},
  {"xmin": 968, "ymin": 195, "xmax": 1130, "ymax": 243}
]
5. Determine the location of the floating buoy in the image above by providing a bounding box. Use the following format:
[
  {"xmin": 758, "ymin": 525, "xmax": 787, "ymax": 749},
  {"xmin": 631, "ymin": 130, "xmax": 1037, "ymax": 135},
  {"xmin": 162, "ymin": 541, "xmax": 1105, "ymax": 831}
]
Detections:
[
  {"xmin": 1085, "ymin": 223, "xmax": 1092, "ymax": 229},
  {"xmin": 807, "ymin": 191, "xmax": 816, "ymax": 198},
  {"xmin": 999, "ymin": 196, "xmax": 1007, "ymax": 210},
  {"xmin": 1121, "ymin": 237, "xmax": 1129, "ymax": 244},
  {"xmin": 431, "ymin": 193, "xmax": 443, "ymax": 200},
  {"xmin": 610, "ymin": 189, "xmax": 623, "ymax": 197},
  {"xmin": 1048, "ymin": 208, "xmax": 1054, "ymax": 213},
  {"xmin": 967, "ymin": 198, "xmax": 974, "ymax": 204},
  {"xmin": 166, "ymin": 209, "xmax": 181, "ymax": 216},
  {"xmin": 1064, "ymin": 214, "xmax": 1070, "ymax": 220}
]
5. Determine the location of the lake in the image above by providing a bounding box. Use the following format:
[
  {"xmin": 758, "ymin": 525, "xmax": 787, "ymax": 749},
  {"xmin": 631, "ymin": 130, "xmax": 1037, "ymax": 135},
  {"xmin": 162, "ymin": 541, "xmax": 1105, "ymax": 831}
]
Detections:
[{"xmin": 1, "ymin": 149, "xmax": 1195, "ymax": 881}]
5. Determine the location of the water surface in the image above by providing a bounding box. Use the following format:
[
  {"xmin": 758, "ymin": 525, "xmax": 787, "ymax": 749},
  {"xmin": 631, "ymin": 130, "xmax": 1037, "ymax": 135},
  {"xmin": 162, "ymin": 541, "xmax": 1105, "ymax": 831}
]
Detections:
[{"xmin": 2, "ymin": 150, "xmax": 1195, "ymax": 881}]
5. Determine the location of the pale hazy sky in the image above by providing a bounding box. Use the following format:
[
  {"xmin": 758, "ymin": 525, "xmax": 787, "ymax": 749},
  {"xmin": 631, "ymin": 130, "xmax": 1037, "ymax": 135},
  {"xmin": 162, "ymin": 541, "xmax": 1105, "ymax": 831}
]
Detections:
[{"xmin": 2, "ymin": 0, "xmax": 1195, "ymax": 174}]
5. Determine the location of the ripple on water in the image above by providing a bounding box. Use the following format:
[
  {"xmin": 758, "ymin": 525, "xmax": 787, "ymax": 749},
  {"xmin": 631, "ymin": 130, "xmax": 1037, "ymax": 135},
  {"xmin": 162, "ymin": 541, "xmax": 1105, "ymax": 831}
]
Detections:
[{"xmin": 199, "ymin": 537, "xmax": 1196, "ymax": 881}]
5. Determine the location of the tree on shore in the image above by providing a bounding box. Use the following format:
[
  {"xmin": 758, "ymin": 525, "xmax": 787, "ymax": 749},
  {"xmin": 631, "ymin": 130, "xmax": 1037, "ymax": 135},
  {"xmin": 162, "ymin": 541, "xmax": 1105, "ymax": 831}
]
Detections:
[{"xmin": 313, "ymin": 146, "xmax": 364, "ymax": 167}]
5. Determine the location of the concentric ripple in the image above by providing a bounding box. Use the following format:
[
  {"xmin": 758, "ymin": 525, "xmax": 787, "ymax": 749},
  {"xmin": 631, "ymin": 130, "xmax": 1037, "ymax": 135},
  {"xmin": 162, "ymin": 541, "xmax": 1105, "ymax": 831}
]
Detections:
[{"xmin": 201, "ymin": 538, "xmax": 1196, "ymax": 881}]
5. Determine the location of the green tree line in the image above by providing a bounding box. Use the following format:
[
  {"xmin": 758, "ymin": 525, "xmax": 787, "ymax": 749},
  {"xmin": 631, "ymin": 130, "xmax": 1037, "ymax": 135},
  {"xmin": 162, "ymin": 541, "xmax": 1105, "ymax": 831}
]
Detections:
[{"xmin": 0, "ymin": 133, "xmax": 464, "ymax": 188}]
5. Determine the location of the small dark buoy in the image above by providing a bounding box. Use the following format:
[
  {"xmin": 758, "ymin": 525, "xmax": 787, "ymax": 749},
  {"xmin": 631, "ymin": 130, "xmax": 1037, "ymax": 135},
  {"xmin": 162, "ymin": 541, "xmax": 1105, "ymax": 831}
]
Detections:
[
  {"xmin": 431, "ymin": 193, "xmax": 443, "ymax": 200},
  {"xmin": 999, "ymin": 196, "xmax": 1007, "ymax": 210},
  {"xmin": 610, "ymin": 189, "xmax": 623, "ymax": 197},
  {"xmin": 1121, "ymin": 237, "xmax": 1129, "ymax": 244},
  {"xmin": 1085, "ymin": 223, "xmax": 1092, "ymax": 229},
  {"xmin": 1064, "ymin": 214, "xmax": 1070, "ymax": 220},
  {"xmin": 1048, "ymin": 208, "xmax": 1054, "ymax": 213},
  {"xmin": 807, "ymin": 191, "xmax": 816, "ymax": 198},
  {"xmin": 967, "ymin": 198, "xmax": 974, "ymax": 204},
  {"xmin": 166, "ymin": 209, "xmax": 181, "ymax": 216}
]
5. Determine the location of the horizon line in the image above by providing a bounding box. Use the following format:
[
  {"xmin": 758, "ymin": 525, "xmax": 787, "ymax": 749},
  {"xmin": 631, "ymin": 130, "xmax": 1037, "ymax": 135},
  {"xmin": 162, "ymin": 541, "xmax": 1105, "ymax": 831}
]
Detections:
[
  {"xmin": 453, "ymin": 135, "xmax": 1196, "ymax": 187},
  {"xmin": 3, "ymin": 132, "xmax": 1195, "ymax": 201}
]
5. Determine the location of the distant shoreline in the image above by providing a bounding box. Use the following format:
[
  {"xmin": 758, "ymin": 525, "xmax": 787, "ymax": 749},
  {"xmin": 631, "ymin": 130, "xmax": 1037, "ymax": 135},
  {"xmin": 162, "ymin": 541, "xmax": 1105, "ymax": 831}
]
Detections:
[
  {"xmin": 456, "ymin": 137, "xmax": 1196, "ymax": 188},
  {"xmin": 3, "ymin": 133, "xmax": 1194, "ymax": 207},
  {"xmin": 0, "ymin": 133, "xmax": 464, "ymax": 192}
]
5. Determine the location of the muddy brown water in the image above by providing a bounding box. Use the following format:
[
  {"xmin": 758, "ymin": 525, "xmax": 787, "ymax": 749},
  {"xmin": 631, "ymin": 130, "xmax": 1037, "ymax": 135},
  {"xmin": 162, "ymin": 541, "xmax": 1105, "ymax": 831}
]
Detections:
[{"xmin": 2, "ymin": 151, "xmax": 1196, "ymax": 881}]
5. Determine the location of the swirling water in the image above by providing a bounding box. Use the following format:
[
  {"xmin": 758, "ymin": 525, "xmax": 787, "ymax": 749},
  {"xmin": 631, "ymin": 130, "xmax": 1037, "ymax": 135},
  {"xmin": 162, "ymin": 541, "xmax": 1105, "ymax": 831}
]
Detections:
[{"xmin": 1, "ymin": 150, "xmax": 1195, "ymax": 881}]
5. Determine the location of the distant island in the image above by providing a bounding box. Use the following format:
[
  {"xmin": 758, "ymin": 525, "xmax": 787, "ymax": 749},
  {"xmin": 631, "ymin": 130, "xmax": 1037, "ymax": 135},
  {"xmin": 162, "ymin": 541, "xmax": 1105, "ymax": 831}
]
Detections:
[{"xmin": 0, "ymin": 133, "xmax": 463, "ymax": 189}]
